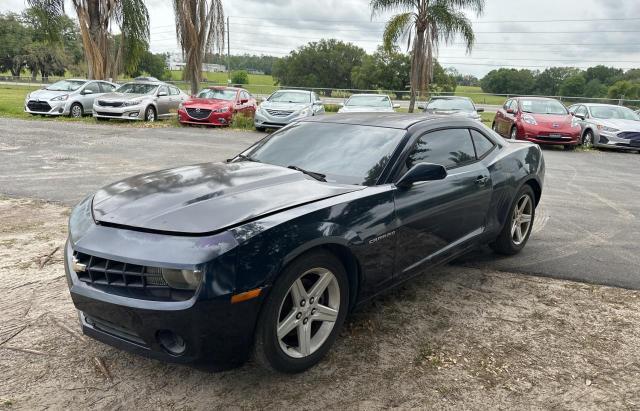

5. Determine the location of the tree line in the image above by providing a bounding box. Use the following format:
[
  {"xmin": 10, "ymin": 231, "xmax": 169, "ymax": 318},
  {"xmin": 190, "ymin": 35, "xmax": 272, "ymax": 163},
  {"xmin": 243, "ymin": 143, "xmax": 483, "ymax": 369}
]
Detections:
[{"xmin": 480, "ymin": 66, "xmax": 640, "ymax": 100}]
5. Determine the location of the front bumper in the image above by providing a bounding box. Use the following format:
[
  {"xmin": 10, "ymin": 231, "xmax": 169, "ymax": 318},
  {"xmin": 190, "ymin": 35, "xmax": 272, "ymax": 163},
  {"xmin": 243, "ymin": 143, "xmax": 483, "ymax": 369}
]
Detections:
[
  {"xmin": 64, "ymin": 231, "xmax": 264, "ymax": 370},
  {"xmin": 24, "ymin": 99, "xmax": 71, "ymax": 116},
  {"xmin": 254, "ymin": 109, "xmax": 308, "ymax": 128},
  {"xmin": 519, "ymin": 124, "xmax": 581, "ymax": 145},
  {"xmin": 178, "ymin": 108, "xmax": 233, "ymax": 126},
  {"xmin": 93, "ymin": 104, "xmax": 145, "ymax": 120},
  {"xmin": 597, "ymin": 131, "xmax": 640, "ymax": 150}
]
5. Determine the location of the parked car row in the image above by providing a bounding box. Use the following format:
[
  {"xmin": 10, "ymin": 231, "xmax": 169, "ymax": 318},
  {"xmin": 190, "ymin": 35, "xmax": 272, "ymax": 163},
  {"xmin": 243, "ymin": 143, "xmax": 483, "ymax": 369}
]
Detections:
[{"xmin": 490, "ymin": 96, "xmax": 640, "ymax": 152}]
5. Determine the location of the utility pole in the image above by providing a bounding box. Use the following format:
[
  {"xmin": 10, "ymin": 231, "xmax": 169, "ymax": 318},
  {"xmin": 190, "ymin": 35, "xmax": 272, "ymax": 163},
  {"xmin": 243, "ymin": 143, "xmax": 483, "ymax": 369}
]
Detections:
[{"xmin": 227, "ymin": 17, "xmax": 231, "ymax": 85}]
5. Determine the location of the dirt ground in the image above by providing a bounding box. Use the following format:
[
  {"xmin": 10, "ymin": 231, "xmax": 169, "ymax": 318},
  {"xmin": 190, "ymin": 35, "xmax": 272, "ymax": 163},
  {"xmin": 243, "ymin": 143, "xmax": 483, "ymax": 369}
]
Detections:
[{"xmin": 1, "ymin": 196, "xmax": 639, "ymax": 410}]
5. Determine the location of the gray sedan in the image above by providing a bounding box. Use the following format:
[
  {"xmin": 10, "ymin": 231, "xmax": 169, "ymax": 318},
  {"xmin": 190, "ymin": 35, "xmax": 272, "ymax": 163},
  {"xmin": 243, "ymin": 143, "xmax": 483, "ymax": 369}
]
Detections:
[
  {"xmin": 568, "ymin": 103, "xmax": 640, "ymax": 151},
  {"xmin": 24, "ymin": 79, "xmax": 118, "ymax": 118},
  {"xmin": 93, "ymin": 81, "xmax": 188, "ymax": 122},
  {"xmin": 418, "ymin": 96, "xmax": 484, "ymax": 122},
  {"xmin": 337, "ymin": 94, "xmax": 399, "ymax": 113},
  {"xmin": 254, "ymin": 90, "xmax": 324, "ymax": 131}
]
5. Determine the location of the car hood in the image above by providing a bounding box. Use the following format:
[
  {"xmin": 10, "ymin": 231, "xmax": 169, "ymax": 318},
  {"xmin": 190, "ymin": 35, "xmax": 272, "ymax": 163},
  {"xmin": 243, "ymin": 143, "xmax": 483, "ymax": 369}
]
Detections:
[
  {"xmin": 595, "ymin": 118, "xmax": 640, "ymax": 131},
  {"xmin": 28, "ymin": 89, "xmax": 73, "ymax": 100},
  {"xmin": 98, "ymin": 92, "xmax": 151, "ymax": 102},
  {"xmin": 183, "ymin": 98, "xmax": 232, "ymax": 109},
  {"xmin": 425, "ymin": 109, "xmax": 479, "ymax": 118},
  {"xmin": 92, "ymin": 161, "xmax": 363, "ymax": 234},
  {"xmin": 338, "ymin": 106, "xmax": 394, "ymax": 113},
  {"xmin": 528, "ymin": 113, "xmax": 572, "ymax": 127},
  {"xmin": 261, "ymin": 101, "xmax": 310, "ymax": 111}
]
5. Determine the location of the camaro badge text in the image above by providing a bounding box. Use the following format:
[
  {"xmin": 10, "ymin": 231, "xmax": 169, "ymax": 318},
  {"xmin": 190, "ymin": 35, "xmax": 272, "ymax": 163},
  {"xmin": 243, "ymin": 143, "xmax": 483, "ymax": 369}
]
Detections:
[{"xmin": 369, "ymin": 231, "xmax": 396, "ymax": 245}]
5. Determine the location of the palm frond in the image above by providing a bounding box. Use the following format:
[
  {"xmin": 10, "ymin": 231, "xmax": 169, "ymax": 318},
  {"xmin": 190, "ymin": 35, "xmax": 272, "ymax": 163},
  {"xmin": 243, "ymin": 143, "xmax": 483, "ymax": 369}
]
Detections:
[
  {"xmin": 382, "ymin": 12, "xmax": 414, "ymax": 52},
  {"xmin": 116, "ymin": 0, "xmax": 150, "ymax": 72},
  {"xmin": 429, "ymin": 2, "xmax": 475, "ymax": 52},
  {"xmin": 370, "ymin": 0, "xmax": 415, "ymax": 18},
  {"xmin": 26, "ymin": 0, "xmax": 65, "ymax": 16}
]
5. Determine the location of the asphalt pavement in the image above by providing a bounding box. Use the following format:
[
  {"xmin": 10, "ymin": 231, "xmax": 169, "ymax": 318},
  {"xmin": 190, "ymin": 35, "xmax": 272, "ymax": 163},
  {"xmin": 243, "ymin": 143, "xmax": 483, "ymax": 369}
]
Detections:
[{"xmin": 1, "ymin": 117, "xmax": 638, "ymax": 289}]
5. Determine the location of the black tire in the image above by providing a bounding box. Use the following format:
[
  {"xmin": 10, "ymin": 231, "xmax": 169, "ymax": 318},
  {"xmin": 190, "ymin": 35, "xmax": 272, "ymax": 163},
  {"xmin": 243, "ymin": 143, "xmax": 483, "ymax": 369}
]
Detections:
[
  {"xmin": 254, "ymin": 250, "xmax": 349, "ymax": 373},
  {"xmin": 490, "ymin": 185, "xmax": 536, "ymax": 255},
  {"xmin": 144, "ymin": 106, "xmax": 157, "ymax": 122},
  {"xmin": 564, "ymin": 144, "xmax": 576, "ymax": 150},
  {"xmin": 69, "ymin": 103, "xmax": 83, "ymax": 118},
  {"xmin": 582, "ymin": 130, "xmax": 594, "ymax": 148},
  {"xmin": 510, "ymin": 126, "xmax": 518, "ymax": 140},
  {"xmin": 255, "ymin": 126, "xmax": 266, "ymax": 132}
]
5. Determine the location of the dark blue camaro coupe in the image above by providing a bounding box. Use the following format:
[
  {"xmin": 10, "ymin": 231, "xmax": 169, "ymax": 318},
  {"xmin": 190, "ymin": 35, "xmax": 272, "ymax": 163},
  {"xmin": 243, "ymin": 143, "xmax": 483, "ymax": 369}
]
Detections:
[{"xmin": 65, "ymin": 114, "xmax": 545, "ymax": 373}]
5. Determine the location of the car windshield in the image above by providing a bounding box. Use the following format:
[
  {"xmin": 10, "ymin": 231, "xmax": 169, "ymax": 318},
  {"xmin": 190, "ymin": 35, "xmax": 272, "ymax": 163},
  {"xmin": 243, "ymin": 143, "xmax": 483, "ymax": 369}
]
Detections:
[
  {"xmin": 116, "ymin": 83, "xmax": 159, "ymax": 94},
  {"xmin": 520, "ymin": 99, "xmax": 567, "ymax": 115},
  {"xmin": 46, "ymin": 80, "xmax": 86, "ymax": 91},
  {"xmin": 590, "ymin": 106, "xmax": 640, "ymax": 121},
  {"xmin": 245, "ymin": 122, "xmax": 405, "ymax": 185},
  {"xmin": 197, "ymin": 88, "xmax": 236, "ymax": 100},
  {"xmin": 345, "ymin": 95, "xmax": 391, "ymax": 107},
  {"xmin": 426, "ymin": 98, "xmax": 475, "ymax": 111},
  {"xmin": 269, "ymin": 91, "xmax": 310, "ymax": 103}
]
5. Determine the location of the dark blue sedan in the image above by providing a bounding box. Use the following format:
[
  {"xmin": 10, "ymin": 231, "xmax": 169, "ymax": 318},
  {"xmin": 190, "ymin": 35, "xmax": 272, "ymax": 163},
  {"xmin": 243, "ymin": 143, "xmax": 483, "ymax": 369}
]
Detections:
[{"xmin": 65, "ymin": 114, "xmax": 545, "ymax": 373}]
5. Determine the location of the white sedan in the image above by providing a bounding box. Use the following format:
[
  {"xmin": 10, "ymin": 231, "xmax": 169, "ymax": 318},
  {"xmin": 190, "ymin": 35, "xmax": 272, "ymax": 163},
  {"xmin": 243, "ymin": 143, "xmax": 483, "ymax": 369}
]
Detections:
[{"xmin": 338, "ymin": 94, "xmax": 399, "ymax": 113}]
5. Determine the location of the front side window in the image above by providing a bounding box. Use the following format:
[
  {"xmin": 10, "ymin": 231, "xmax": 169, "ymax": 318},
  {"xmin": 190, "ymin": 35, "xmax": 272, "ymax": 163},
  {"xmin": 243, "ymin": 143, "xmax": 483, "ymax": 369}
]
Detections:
[
  {"xmin": 575, "ymin": 105, "xmax": 588, "ymax": 117},
  {"xmin": 268, "ymin": 91, "xmax": 311, "ymax": 103},
  {"xmin": 245, "ymin": 122, "xmax": 405, "ymax": 185},
  {"xmin": 470, "ymin": 129, "xmax": 496, "ymax": 159},
  {"xmin": 406, "ymin": 129, "xmax": 477, "ymax": 170},
  {"xmin": 99, "ymin": 82, "xmax": 116, "ymax": 93},
  {"xmin": 589, "ymin": 105, "xmax": 639, "ymax": 121},
  {"xmin": 116, "ymin": 83, "xmax": 159, "ymax": 94},
  {"xmin": 170, "ymin": 86, "xmax": 181, "ymax": 96},
  {"xmin": 83, "ymin": 82, "xmax": 101, "ymax": 93}
]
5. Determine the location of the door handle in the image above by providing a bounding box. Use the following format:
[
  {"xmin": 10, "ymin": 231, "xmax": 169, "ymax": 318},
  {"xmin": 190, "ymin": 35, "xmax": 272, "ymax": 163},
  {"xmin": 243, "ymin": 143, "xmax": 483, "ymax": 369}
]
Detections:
[{"xmin": 475, "ymin": 176, "xmax": 489, "ymax": 186}]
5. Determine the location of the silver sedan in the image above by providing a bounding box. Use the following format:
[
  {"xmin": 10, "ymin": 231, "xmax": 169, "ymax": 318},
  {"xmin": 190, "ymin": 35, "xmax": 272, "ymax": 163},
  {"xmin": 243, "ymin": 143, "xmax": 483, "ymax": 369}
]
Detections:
[
  {"xmin": 24, "ymin": 79, "xmax": 118, "ymax": 118},
  {"xmin": 569, "ymin": 103, "xmax": 640, "ymax": 151},
  {"xmin": 337, "ymin": 94, "xmax": 399, "ymax": 113},
  {"xmin": 254, "ymin": 90, "xmax": 324, "ymax": 131}
]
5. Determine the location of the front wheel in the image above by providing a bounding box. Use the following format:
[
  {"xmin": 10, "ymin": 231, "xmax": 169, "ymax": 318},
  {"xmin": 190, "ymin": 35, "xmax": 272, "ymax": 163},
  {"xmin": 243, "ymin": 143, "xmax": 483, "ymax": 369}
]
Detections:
[
  {"xmin": 582, "ymin": 130, "xmax": 594, "ymax": 148},
  {"xmin": 255, "ymin": 126, "xmax": 266, "ymax": 132},
  {"xmin": 145, "ymin": 106, "xmax": 157, "ymax": 122},
  {"xmin": 69, "ymin": 103, "xmax": 83, "ymax": 118},
  {"xmin": 490, "ymin": 185, "xmax": 536, "ymax": 255},
  {"xmin": 254, "ymin": 250, "xmax": 349, "ymax": 373},
  {"xmin": 510, "ymin": 126, "xmax": 518, "ymax": 140}
]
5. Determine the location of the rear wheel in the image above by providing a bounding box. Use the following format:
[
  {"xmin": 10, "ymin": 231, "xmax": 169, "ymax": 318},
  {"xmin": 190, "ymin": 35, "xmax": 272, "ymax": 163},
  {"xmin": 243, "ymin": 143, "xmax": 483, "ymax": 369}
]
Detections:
[
  {"xmin": 254, "ymin": 250, "xmax": 349, "ymax": 373},
  {"xmin": 69, "ymin": 103, "xmax": 83, "ymax": 118},
  {"xmin": 490, "ymin": 185, "xmax": 535, "ymax": 255}
]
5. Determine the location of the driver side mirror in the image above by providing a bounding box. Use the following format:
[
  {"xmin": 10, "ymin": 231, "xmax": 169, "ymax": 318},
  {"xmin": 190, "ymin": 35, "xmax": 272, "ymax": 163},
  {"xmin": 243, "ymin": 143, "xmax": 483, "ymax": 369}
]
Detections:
[
  {"xmin": 506, "ymin": 108, "xmax": 515, "ymax": 114},
  {"xmin": 393, "ymin": 103, "xmax": 400, "ymax": 109},
  {"xmin": 572, "ymin": 113, "xmax": 585, "ymax": 120},
  {"xmin": 240, "ymin": 98, "xmax": 248, "ymax": 104},
  {"xmin": 417, "ymin": 103, "xmax": 426, "ymax": 110},
  {"xmin": 82, "ymin": 89, "xmax": 93, "ymax": 95},
  {"xmin": 476, "ymin": 107, "xmax": 485, "ymax": 113},
  {"xmin": 396, "ymin": 163, "xmax": 447, "ymax": 188},
  {"xmin": 158, "ymin": 91, "xmax": 168, "ymax": 97}
]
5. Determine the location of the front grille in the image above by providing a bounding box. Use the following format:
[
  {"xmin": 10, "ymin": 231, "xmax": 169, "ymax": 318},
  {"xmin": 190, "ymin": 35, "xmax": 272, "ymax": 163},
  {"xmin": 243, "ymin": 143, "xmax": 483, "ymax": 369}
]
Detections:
[
  {"xmin": 97, "ymin": 100, "xmax": 123, "ymax": 107},
  {"xmin": 27, "ymin": 100, "xmax": 51, "ymax": 112},
  {"xmin": 266, "ymin": 109, "xmax": 294, "ymax": 117},
  {"xmin": 72, "ymin": 251, "xmax": 193, "ymax": 301},
  {"xmin": 186, "ymin": 107, "xmax": 212, "ymax": 120},
  {"xmin": 95, "ymin": 111, "xmax": 123, "ymax": 117},
  {"xmin": 618, "ymin": 132, "xmax": 640, "ymax": 142},
  {"xmin": 84, "ymin": 314, "xmax": 147, "ymax": 346}
]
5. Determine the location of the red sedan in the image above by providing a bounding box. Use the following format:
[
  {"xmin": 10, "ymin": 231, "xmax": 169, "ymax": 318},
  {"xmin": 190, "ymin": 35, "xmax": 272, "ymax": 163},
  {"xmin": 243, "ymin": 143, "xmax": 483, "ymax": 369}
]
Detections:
[
  {"xmin": 492, "ymin": 97, "xmax": 581, "ymax": 149},
  {"xmin": 178, "ymin": 86, "xmax": 257, "ymax": 126}
]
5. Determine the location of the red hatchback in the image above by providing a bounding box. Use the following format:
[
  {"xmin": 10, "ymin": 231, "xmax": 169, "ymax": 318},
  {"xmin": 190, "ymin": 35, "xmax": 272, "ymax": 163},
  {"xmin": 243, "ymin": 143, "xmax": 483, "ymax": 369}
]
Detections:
[
  {"xmin": 492, "ymin": 97, "xmax": 581, "ymax": 148},
  {"xmin": 178, "ymin": 86, "xmax": 257, "ymax": 126}
]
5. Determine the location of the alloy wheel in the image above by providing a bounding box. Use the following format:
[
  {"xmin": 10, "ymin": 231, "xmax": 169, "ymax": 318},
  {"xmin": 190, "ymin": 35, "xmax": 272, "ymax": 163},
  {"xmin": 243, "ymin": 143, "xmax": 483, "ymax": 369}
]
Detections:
[
  {"xmin": 71, "ymin": 104, "xmax": 82, "ymax": 118},
  {"xmin": 583, "ymin": 132, "xmax": 593, "ymax": 148},
  {"xmin": 146, "ymin": 107, "xmax": 156, "ymax": 122},
  {"xmin": 511, "ymin": 194, "xmax": 533, "ymax": 245},
  {"xmin": 510, "ymin": 127, "xmax": 517, "ymax": 140},
  {"xmin": 276, "ymin": 268, "xmax": 340, "ymax": 358}
]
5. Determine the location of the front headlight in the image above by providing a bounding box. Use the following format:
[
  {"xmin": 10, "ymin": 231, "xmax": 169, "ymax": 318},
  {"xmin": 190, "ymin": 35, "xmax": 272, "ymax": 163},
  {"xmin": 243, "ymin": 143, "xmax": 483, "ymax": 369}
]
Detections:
[
  {"xmin": 51, "ymin": 94, "xmax": 69, "ymax": 101},
  {"xmin": 161, "ymin": 268, "xmax": 203, "ymax": 290},
  {"xmin": 123, "ymin": 100, "xmax": 142, "ymax": 107},
  {"xmin": 598, "ymin": 125, "xmax": 619, "ymax": 133},
  {"xmin": 214, "ymin": 107, "xmax": 230, "ymax": 113},
  {"xmin": 522, "ymin": 113, "xmax": 537, "ymax": 125},
  {"xmin": 299, "ymin": 107, "xmax": 311, "ymax": 116}
]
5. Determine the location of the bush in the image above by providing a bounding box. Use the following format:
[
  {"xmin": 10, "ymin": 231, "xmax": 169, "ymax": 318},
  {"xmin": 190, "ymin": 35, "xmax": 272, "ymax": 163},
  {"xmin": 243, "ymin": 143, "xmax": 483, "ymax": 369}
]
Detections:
[
  {"xmin": 231, "ymin": 70, "xmax": 249, "ymax": 84},
  {"xmin": 323, "ymin": 104, "xmax": 341, "ymax": 112},
  {"xmin": 231, "ymin": 113, "xmax": 254, "ymax": 130}
]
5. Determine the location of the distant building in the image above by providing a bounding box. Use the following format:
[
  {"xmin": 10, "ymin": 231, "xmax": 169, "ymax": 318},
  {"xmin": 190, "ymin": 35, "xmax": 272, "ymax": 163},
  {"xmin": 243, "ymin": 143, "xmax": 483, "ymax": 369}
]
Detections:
[{"xmin": 167, "ymin": 53, "xmax": 226, "ymax": 72}]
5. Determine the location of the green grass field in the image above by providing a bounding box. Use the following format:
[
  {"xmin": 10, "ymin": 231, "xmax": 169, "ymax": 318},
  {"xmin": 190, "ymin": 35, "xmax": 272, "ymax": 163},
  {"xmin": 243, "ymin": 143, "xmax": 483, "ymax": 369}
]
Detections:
[{"xmin": 454, "ymin": 86, "xmax": 506, "ymax": 106}]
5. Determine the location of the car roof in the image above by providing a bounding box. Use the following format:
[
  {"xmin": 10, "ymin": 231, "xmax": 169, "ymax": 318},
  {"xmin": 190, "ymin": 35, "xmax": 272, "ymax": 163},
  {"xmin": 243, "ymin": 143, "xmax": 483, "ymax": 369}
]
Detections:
[
  {"xmin": 273, "ymin": 89, "xmax": 311, "ymax": 94},
  {"xmin": 300, "ymin": 113, "xmax": 448, "ymax": 130},
  {"xmin": 514, "ymin": 96, "xmax": 559, "ymax": 101},
  {"xmin": 207, "ymin": 86, "xmax": 242, "ymax": 91},
  {"xmin": 582, "ymin": 103, "xmax": 627, "ymax": 108},
  {"xmin": 429, "ymin": 96, "xmax": 471, "ymax": 100},
  {"xmin": 349, "ymin": 94, "xmax": 389, "ymax": 97}
]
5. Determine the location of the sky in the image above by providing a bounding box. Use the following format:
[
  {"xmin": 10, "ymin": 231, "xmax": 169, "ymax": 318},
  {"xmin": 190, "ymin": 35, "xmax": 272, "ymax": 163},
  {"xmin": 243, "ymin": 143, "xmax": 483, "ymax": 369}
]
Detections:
[{"xmin": 2, "ymin": 0, "xmax": 640, "ymax": 78}]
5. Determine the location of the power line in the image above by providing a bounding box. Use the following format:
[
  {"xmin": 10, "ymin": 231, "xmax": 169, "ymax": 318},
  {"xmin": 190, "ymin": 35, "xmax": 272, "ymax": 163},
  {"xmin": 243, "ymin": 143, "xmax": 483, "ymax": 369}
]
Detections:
[{"xmin": 226, "ymin": 15, "xmax": 640, "ymax": 24}]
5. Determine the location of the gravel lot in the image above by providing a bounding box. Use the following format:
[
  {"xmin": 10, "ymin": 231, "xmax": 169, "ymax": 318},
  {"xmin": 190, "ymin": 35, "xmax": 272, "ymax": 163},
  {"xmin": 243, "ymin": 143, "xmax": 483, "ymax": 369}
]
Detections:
[{"xmin": 1, "ymin": 118, "xmax": 639, "ymax": 409}]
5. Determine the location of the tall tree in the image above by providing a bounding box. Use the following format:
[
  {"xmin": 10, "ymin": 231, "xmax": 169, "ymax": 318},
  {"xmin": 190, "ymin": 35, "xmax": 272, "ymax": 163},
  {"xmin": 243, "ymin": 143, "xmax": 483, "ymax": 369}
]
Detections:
[
  {"xmin": 173, "ymin": 0, "xmax": 225, "ymax": 95},
  {"xmin": 27, "ymin": 0, "xmax": 149, "ymax": 79},
  {"xmin": 0, "ymin": 13, "xmax": 32, "ymax": 77},
  {"xmin": 372, "ymin": 0, "xmax": 484, "ymax": 112}
]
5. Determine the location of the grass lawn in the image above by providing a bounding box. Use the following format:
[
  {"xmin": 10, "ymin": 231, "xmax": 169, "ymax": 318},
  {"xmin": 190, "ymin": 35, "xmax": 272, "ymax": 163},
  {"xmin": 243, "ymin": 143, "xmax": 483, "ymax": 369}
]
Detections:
[{"xmin": 454, "ymin": 86, "xmax": 506, "ymax": 106}]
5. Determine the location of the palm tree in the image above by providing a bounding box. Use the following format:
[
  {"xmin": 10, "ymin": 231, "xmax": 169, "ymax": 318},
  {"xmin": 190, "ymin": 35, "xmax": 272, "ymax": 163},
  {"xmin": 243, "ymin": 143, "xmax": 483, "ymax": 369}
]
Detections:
[
  {"xmin": 371, "ymin": 0, "xmax": 484, "ymax": 112},
  {"xmin": 173, "ymin": 0, "xmax": 225, "ymax": 95},
  {"xmin": 27, "ymin": 0, "xmax": 149, "ymax": 80}
]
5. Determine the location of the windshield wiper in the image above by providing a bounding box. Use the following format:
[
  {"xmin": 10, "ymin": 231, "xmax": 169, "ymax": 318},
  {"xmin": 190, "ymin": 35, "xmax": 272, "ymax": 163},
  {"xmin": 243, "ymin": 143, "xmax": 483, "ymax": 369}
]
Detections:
[
  {"xmin": 287, "ymin": 165, "xmax": 326, "ymax": 182},
  {"xmin": 229, "ymin": 153, "xmax": 260, "ymax": 163}
]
